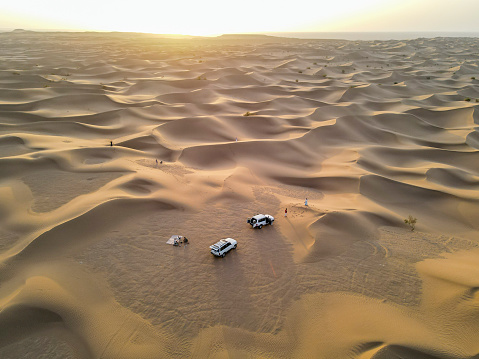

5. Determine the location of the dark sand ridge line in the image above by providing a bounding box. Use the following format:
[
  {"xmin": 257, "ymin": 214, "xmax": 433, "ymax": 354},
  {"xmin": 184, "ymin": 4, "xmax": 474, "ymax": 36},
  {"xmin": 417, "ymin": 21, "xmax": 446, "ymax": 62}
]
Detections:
[
  {"xmin": 359, "ymin": 174, "xmax": 479, "ymax": 234},
  {"xmin": 0, "ymin": 173, "xmax": 132, "ymax": 239},
  {"xmin": 154, "ymin": 85, "xmax": 295, "ymax": 104},
  {"xmin": 360, "ymin": 147, "xmax": 479, "ymax": 175},
  {"xmin": 207, "ymin": 93, "xmax": 331, "ymax": 114},
  {"xmin": 303, "ymin": 114, "xmax": 406, "ymax": 147},
  {"xmin": 64, "ymin": 70, "xmax": 165, "ymax": 81},
  {"xmin": 364, "ymin": 113, "xmax": 473, "ymax": 145},
  {"xmin": 0, "ymin": 88, "xmax": 106, "ymax": 104},
  {"xmin": 210, "ymin": 73, "xmax": 269, "ymax": 87},
  {"xmin": 201, "ymin": 67, "xmax": 249, "ymax": 79},
  {"xmin": 292, "ymin": 209, "xmax": 397, "ymax": 261},
  {"xmin": 357, "ymin": 146, "xmax": 479, "ymax": 183},
  {"xmin": 351, "ymin": 99, "xmax": 414, "ymax": 113},
  {"xmin": 117, "ymin": 78, "xmax": 215, "ymax": 95},
  {"xmin": 0, "ymin": 265, "xmax": 178, "ymax": 358},
  {"xmin": 357, "ymin": 155, "xmax": 433, "ymax": 181},
  {"xmin": 118, "ymin": 134, "xmax": 178, "ymax": 159},
  {"xmin": 0, "ymin": 94, "xmax": 171, "ymax": 114},
  {"xmin": 0, "ymin": 197, "xmax": 178, "ymax": 268},
  {"xmin": 398, "ymin": 79, "xmax": 476, "ymax": 97},
  {"xmin": 0, "ymin": 73, "xmax": 57, "ymax": 86},
  {"xmin": 0, "ymin": 121, "xmax": 147, "ymax": 140},
  {"xmin": 270, "ymin": 174, "xmax": 360, "ymax": 194},
  {"xmin": 151, "ymin": 110, "xmax": 323, "ymax": 145},
  {"xmin": 402, "ymin": 93, "xmax": 469, "ymax": 108},
  {"xmin": 355, "ymin": 70, "xmax": 416, "ymax": 83},
  {"xmin": 0, "ymin": 94, "xmax": 119, "ymax": 113},
  {"xmin": 152, "ymin": 116, "xmax": 240, "ymax": 144},
  {"xmin": 339, "ymin": 83, "xmax": 413, "ymax": 102},
  {"xmin": 466, "ymin": 131, "xmax": 479, "ymax": 149},
  {"xmin": 453, "ymin": 63, "xmax": 479, "ymax": 75},
  {"xmin": 0, "ymin": 106, "xmax": 174, "ymax": 130},
  {"xmin": 457, "ymin": 84, "xmax": 479, "ymax": 98},
  {"xmin": 0, "ymin": 135, "xmax": 31, "ymax": 157},
  {"xmin": 426, "ymin": 167, "xmax": 479, "ymax": 189},
  {"xmin": 24, "ymin": 171, "xmax": 126, "ymax": 214},
  {"xmin": 178, "ymin": 136, "xmax": 325, "ymax": 171},
  {"xmin": 0, "ymin": 146, "xmax": 141, "ymax": 178},
  {"xmin": 0, "ymin": 109, "xmax": 125, "ymax": 125},
  {"xmin": 0, "ymin": 135, "xmax": 26, "ymax": 146},
  {"xmin": 407, "ymin": 106, "xmax": 479, "ymax": 129}
]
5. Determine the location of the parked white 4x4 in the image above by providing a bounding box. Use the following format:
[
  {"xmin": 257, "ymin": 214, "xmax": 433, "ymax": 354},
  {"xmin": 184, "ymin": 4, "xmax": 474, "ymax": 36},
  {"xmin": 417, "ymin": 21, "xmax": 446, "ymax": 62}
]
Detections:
[
  {"xmin": 210, "ymin": 238, "xmax": 237, "ymax": 257},
  {"xmin": 247, "ymin": 214, "xmax": 274, "ymax": 229}
]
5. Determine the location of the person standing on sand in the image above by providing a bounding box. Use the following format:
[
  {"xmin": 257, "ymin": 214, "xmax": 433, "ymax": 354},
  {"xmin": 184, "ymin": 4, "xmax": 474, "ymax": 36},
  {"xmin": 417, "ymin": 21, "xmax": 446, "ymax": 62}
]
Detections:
[
  {"xmin": 156, "ymin": 159, "xmax": 158, "ymax": 167},
  {"xmin": 285, "ymin": 208, "xmax": 287, "ymax": 217},
  {"xmin": 305, "ymin": 198, "xmax": 308, "ymax": 206},
  {"xmin": 110, "ymin": 140, "xmax": 113, "ymax": 146}
]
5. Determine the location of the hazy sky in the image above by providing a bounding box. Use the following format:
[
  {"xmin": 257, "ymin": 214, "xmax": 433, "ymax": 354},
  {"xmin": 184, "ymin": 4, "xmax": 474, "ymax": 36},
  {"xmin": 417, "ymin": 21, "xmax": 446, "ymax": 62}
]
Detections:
[{"xmin": 2, "ymin": 0, "xmax": 479, "ymax": 35}]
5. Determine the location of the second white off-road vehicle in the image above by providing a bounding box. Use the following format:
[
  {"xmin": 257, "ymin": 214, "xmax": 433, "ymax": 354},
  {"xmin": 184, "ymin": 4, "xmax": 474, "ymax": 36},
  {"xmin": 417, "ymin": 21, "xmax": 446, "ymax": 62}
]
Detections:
[
  {"xmin": 210, "ymin": 238, "xmax": 237, "ymax": 257},
  {"xmin": 247, "ymin": 214, "xmax": 274, "ymax": 229}
]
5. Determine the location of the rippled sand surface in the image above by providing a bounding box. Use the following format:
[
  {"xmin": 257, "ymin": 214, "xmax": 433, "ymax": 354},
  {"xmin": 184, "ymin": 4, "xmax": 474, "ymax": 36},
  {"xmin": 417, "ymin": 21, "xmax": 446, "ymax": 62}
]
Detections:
[{"xmin": 1, "ymin": 31, "xmax": 479, "ymax": 358}]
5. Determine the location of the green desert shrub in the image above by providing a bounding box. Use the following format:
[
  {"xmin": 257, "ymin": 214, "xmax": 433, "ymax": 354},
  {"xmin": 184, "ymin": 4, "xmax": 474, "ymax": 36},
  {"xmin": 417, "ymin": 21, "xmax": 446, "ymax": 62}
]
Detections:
[{"xmin": 404, "ymin": 215, "xmax": 417, "ymax": 231}]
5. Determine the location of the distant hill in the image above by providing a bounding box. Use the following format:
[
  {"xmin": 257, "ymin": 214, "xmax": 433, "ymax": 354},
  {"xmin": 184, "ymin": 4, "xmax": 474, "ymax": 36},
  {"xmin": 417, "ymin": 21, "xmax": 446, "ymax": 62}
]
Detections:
[{"xmin": 11, "ymin": 29, "xmax": 34, "ymax": 33}]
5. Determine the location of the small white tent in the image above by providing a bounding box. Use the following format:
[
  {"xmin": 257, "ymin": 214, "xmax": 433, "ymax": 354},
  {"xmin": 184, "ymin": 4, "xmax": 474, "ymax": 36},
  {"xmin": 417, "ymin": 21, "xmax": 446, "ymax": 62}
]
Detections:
[{"xmin": 166, "ymin": 235, "xmax": 183, "ymax": 245}]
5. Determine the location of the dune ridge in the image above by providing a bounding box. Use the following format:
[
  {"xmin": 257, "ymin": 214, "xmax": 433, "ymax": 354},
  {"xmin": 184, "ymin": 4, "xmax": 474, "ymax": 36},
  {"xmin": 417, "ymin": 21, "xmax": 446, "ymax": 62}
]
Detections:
[{"xmin": 1, "ymin": 31, "xmax": 479, "ymax": 358}]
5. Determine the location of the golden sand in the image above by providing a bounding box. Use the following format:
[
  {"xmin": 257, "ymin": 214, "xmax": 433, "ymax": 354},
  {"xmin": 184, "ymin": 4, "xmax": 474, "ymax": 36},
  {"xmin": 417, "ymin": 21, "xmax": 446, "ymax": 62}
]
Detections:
[{"xmin": 0, "ymin": 31, "xmax": 479, "ymax": 358}]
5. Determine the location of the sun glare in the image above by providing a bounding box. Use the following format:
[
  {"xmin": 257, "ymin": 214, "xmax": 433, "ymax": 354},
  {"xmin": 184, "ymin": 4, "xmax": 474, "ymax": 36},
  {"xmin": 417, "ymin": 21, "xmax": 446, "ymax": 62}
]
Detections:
[
  {"xmin": 2, "ymin": 0, "xmax": 404, "ymax": 35},
  {"xmin": 2, "ymin": 0, "xmax": 479, "ymax": 34}
]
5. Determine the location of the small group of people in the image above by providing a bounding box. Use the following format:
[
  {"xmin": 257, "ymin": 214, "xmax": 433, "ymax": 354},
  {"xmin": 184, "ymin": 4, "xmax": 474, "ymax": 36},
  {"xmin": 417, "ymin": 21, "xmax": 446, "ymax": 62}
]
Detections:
[
  {"xmin": 173, "ymin": 236, "xmax": 188, "ymax": 246},
  {"xmin": 284, "ymin": 198, "xmax": 308, "ymax": 217}
]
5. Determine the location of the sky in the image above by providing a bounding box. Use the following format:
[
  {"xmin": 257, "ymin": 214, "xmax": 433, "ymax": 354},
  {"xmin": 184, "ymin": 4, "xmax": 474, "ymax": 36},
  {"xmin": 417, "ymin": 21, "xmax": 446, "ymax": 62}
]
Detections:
[{"xmin": 2, "ymin": 0, "xmax": 479, "ymax": 36}]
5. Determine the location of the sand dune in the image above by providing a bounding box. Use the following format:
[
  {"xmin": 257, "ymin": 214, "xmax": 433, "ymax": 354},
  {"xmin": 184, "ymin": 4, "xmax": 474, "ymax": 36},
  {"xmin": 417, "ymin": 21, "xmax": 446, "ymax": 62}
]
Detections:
[{"xmin": 1, "ymin": 31, "xmax": 479, "ymax": 358}]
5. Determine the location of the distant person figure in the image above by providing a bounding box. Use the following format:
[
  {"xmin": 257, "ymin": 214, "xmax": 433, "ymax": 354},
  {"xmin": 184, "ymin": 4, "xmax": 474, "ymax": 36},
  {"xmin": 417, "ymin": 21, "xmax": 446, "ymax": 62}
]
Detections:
[
  {"xmin": 285, "ymin": 208, "xmax": 287, "ymax": 217},
  {"xmin": 110, "ymin": 140, "xmax": 113, "ymax": 147},
  {"xmin": 183, "ymin": 237, "xmax": 188, "ymax": 244},
  {"xmin": 156, "ymin": 159, "xmax": 158, "ymax": 166},
  {"xmin": 305, "ymin": 198, "xmax": 308, "ymax": 206},
  {"xmin": 235, "ymin": 137, "xmax": 238, "ymax": 142},
  {"xmin": 160, "ymin": 160, "xmax": 163, "ymax": 164}
]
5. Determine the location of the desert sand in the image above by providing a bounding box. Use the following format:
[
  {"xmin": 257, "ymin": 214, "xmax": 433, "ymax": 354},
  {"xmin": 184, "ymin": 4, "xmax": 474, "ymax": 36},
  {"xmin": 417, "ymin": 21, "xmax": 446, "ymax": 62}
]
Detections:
[{"xmin": 0, "ymin": 30, "xmax": 479, "ymax": 358}]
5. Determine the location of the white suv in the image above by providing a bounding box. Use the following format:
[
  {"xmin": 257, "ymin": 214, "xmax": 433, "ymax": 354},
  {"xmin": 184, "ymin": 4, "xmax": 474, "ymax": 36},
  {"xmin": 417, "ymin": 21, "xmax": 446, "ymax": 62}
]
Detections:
[
  {"xmin": 247, "ymin": 214, "xmax": 274, "ymax": 229},
  {"xmin": 210, "ymin": 238, "xmax": 237, "ymax": 257}
]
